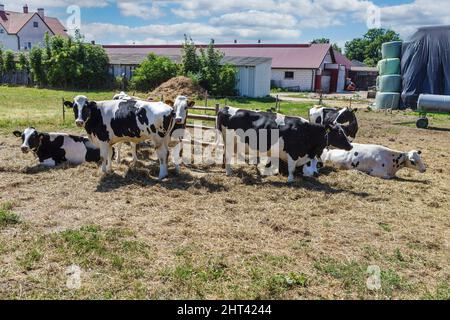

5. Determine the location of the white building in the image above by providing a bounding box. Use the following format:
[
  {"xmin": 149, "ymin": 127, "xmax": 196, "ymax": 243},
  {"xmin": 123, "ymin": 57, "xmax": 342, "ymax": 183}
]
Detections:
[
  {"xmin": 107, "ymin": 53, "xmax": 272, "ymax": 98},
  {"xmin": 0, "ymin": 4, "xmax": 67, "ymax": 51}
]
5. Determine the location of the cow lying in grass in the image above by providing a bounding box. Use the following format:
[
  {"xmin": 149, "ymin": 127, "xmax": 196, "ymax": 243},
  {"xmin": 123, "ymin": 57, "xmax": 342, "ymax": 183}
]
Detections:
[
  {"xmin": 13, "ymin": 127, "xmax": 100, "ymax": 167},
  {"xmin": 321, "ymin": 143, "xmax": 426, "ymax": 179}
]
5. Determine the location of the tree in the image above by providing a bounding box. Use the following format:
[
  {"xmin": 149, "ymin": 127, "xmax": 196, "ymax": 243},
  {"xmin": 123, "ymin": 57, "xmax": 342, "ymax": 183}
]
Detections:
[
  {"xmin": 345, "ymin": 28, "xmax": 401, "ymax": 66},
  {"xmin": 332, "ymin": 43, "xmax": 342, "ymax": 53},
  {"xmin": 29, "ymin": 47, "xmax": 46, "ymax": 85},
  {"xmin": 311, "ymin": 38, "xmax": 330, "ymax": 44},
  {"xmin": 130, "ymin": 53, "xmax": 178, "ymax": 91},
  {"xmin": 17, "ymin": 53, "xmax": 30, "ymax": 72},
  {"xmin": 181, "ymin": 34, "xmax": 200, "ymax": 75},
  {"xmin": 3, "ymin": 50, "xmax": 16, "ymax": 82},
  {"xmin": 198, "ymin": 41, "xmax": 224, "ymax": 94}
]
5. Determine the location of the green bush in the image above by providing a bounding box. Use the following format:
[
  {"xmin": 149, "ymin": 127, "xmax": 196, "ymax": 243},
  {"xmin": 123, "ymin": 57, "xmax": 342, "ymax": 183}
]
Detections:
[{"xmin": 130, "ymin": 53, "xmax": 178, "ymax": 92}]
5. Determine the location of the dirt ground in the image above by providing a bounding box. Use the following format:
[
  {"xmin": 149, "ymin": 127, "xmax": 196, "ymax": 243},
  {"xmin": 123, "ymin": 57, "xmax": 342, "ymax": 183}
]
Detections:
[{"xmin": 0, "ymin": 109, "xmax": 449, "ymax": 299}]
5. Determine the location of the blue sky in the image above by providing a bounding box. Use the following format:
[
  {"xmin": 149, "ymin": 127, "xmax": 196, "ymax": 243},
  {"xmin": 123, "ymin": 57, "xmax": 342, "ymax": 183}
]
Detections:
[{"xmin": 3, "ymin": 0, "xmax": 448, "ymax": 49}]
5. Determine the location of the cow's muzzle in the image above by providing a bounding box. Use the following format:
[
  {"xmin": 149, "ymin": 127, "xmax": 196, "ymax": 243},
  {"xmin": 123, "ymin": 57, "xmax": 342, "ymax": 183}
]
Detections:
[
  {"xmin": 21, "ymin": 146, "xmax": 30, "ymax": 153},
  {"xmin": 175, "ymin": 117, "xmax": 183, "ymax": 124},
  {"xmin": 75, "ymin": 120, "xmax": 85, "ymax": 127}
]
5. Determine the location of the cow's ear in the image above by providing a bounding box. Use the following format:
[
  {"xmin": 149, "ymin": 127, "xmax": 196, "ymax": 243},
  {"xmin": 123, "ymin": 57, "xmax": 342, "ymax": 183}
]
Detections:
[
  {"xmin": 353, "ymin": 108, "xmax": 358, "ymax": 113},
  {"xmin": 63, "ymin": 101, "xmax": 74, "ymax": 108},
  {"xmin": 187, "ymin": 100, "xmax": 195, "ymax": 108},
  {"xmin": 165, "ymin": 100, "xmax": 174, "ymax": 107},
  {"xmin": 87, "ymin": 101, "xmax": 96, "ymax": 109},
  {"xmin": 13, "ymin": 131, "xmax": 22, "ymax": 137},
  {"xmin": 418, "ymin": 150, "xmax": 422, "ymax": 155}
]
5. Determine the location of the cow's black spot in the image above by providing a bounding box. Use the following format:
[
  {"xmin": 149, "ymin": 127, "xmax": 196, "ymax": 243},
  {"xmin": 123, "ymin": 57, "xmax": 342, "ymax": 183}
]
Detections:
[
  {"xmin": 354, "ymin": 152, "xmax": 359, "ymax": 156},
  {"xmin": 351, "ymin": 161, "xmax": 360, "ymax": 168},
  {"xmin": 315, "ymin": 116, "xmax": 322, "ymax": 124},
  {"xmin": 150, "ymin": 124, "xmax": 157, "ymax": 133},
  {"xmin": 306, "ymin": 161, "xmax": 311, "ymax": 167},
  {"xmin": 84, "ymin": 105, "xmax": 109, "ymax": 142},
  {"xmin": 110, "ymin": 101, "xmax": 141, "ymax": 138},
  {"xmin": 136, "ymin": 107, "xmax": 149, "ymax": 126},
  {"xmin": 36, "ymin": 134, "xmax": 67, "ymax": 165}
]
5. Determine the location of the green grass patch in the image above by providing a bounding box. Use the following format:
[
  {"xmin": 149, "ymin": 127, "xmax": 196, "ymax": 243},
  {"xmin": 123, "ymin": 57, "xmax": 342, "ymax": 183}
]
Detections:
[
  {"xmin": 423, "ymin": 281, "xmax": 450, "ymax": 300},
  {"xmin": 0, "ymin": 202, "xmax": 20, "ymax": 227},
  {"xmin": 378, "ymin": 222, "xmax": 392, "ymax": 232}
]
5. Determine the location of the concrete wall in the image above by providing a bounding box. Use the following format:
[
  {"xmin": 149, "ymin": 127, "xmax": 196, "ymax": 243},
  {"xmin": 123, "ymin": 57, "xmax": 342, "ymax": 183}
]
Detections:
[
  {"xmin": 17, "ymin": 14, "xmax": 53, "ymax": 50},
  {"xmin": 0, "ymin": 25, "xmax": 18, "ymax": 50},
  {"xmin": 271, "ymin": 69, "xmax": 314, "ymax": 91}
]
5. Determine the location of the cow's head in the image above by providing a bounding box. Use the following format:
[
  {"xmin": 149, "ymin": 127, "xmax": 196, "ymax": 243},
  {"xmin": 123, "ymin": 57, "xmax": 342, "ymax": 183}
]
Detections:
[
  {"xmin": 64, "ymin": 95, "xmax": 94, "ymax": 128},
  {"xmin": 302, "ymin": 158, "xmax": 320, "ymax": 178},
  {"xmin": 325, "ymin": 124, "xmax": 353, "ymax": 151},
  {"xmin": 405, "ymin": 150, "xmax": 426, "ymax": 173},
  {"xmin": 13, "ymin": 127, "xmax": 42, "ymax": 153},
  {"xmin": 168, "ymin": 96, "xmax": 195, "ymax": 124},
  {"xmin": 335, "ymin": 108, "xmax": 358, "ymax": 138}
]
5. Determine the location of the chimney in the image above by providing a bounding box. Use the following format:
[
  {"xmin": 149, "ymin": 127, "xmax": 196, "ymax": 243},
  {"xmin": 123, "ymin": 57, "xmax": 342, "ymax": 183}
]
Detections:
[
  {"xmin": 0, "ymin": 4, "xmax": 4, "ymax": 12},
  {"xmin": 37, "ymin": 8, "xmax": 44, "ymax": 18},
  {"xmin": 23, "ymin": 4, "xmax": 28, "ymax": 13}
]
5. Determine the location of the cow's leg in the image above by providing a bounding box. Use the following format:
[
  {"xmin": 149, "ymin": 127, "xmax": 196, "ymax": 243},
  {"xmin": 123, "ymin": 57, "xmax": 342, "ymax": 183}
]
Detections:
[
  {"xmin": 106, "ymin": 144, "xmax": 114, "ymax": 173},
  {"xmin": 173, "ymin": 138, "xmax": 183, "ymax": 174},
  {"xmin": 287, "ymin": 155, "xmax": 296, "ymax": 183},
  {"xmin": 156, "ymin": 143, "xmax": 169, "ymax": 180},
  {"xmin": 131, "ymin": 143, "xmax": 138, "ymax": 166},
  {"xmin": 116, "ymin": 143, "xmax": 122, "ymax": 163},
  {"xmin": 99, "ymin": 143, "xmax": 109, "ymax": 173}
]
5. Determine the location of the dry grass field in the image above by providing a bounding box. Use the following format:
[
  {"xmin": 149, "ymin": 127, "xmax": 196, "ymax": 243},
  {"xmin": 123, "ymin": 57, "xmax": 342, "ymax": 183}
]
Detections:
[{"xmin": 0, "ymin": 87, "xmax": 449, "ymax": 299}]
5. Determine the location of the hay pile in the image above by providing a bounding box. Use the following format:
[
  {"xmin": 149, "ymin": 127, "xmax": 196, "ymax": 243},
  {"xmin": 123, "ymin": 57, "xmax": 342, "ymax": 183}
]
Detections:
[{"xmin": 149, "ymin": 76, "xmax": 206, "ymax": 100}]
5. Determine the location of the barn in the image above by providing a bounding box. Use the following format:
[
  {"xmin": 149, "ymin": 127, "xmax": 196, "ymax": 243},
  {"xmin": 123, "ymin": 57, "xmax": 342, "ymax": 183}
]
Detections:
[
  {"xmin": 106, "ymin": 52, "xmax": 271, "ymax": 98},
  {"xmin": 103, "ymin": 44, "xmax": 350, "ymax": 94}
]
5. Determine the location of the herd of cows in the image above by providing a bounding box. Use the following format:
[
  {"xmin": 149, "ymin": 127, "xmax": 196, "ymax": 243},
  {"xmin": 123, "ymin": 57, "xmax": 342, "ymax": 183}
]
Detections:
[{"xmin": 12, "ymin": 92, "xmax": 426, "ymax": 182}]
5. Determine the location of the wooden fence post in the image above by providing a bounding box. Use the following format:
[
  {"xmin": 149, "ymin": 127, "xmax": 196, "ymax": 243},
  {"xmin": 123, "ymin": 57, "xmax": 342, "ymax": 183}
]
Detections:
[
  {"xmin": 62, "ymin": 97, "xmax": 65, "ymax": 123},
  {"xmin": 215, "ymin": 103, "xmax": 220, "ymax": 116},
  {"xmin": 276, "ymin": 94, "xmax": 280, "ymax": 112},
  {"xmin": 205, "ymin": 91, "xmax": 208, "ymax": 108}
]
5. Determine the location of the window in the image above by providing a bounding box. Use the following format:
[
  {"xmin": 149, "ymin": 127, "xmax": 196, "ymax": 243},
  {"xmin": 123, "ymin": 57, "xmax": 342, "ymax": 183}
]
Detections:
[
  {"xmin": 28, "ymin": 42, "xmax": 32, "ymax": 49},
  {"xmin": 33, "ymin": 22, "xmax": 38, "ymax": 28},
  {"xmin": 284, "ymin": 71, "xmax": 294, "ymax": 79},
  {"xmin": 0, "ymin": 29, "xmax": 4, "ymax": 34}
]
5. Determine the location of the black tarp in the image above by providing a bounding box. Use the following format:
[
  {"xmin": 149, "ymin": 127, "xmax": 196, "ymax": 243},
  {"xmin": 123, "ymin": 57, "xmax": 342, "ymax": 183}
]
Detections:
[{"xmin": 401, "ymin": 26, "xmax": 450, "ymax": 109}]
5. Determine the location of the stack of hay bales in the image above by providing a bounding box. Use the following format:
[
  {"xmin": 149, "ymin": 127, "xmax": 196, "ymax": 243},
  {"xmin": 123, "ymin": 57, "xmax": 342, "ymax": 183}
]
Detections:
[{"xmin": 375, "ymin": 41, "xmax": 403, "ymax": 109}]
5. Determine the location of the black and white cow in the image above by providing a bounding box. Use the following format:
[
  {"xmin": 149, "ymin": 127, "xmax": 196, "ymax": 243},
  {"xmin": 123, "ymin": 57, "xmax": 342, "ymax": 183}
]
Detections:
[
  {"xmin": 64, "ymin": 95, "xmax": 175, "ymax": 179},
  {"xmin": 216, "ymin": 107, "xmax": 353, "ymax": 182},
  {"xmin": 13, "ymin": 127, "xmax": 100, "ymax": 166},
  {"xmin": 321, "ymin": 143, "xmax": 426, "ymax": 179},
  {"xmin": 309, "ymin": 106, "xmax": 359, "ymax": 138},
  {"xmin": 111, "ymin": 93, "xmax": 193, "ymax": 172}
]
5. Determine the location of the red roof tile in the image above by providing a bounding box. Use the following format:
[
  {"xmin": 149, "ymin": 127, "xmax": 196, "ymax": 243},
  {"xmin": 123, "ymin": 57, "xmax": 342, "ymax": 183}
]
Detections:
[
  {"xmin": 103, "ymin": 43, "xmax": 333, "ymax": 69},
  {"xmin": 333, "ymin": 49, "xmax": 353, "ymax": 69}
]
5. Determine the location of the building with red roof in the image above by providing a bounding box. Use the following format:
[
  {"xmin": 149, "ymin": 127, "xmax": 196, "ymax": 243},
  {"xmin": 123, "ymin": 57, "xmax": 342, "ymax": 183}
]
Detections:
[
  {"xmin": 103, "ymin": 43, "xmax": 351, "ymax": 93},
  {"xmin": 0, "ymin": 4, "xmax": 68, "ymax": 51}
]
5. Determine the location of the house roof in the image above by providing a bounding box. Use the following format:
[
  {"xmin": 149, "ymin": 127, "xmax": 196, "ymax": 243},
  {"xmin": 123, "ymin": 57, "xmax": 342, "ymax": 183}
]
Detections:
[
  {"xmin": 332, "ymin": 49, "xmax": 353, "ymax": 69},
  {"xmin": 103, "ymin": 43, "xmax": 332, "ymax": 69},
  {"xmin": 350, "ymin": 66, "xmax": 378, "ymax": 73},
  {"xmin": 108, "ymin": 52, "xmax": 272, "ymax": 67},
  {"xmin": 0, "ymin": 10, "xmax": 67, "ymax": 36}
]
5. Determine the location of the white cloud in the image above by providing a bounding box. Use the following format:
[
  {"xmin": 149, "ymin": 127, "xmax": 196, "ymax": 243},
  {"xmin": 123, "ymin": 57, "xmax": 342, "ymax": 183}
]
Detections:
[
  {"xmin": 210, "ymin": 10, "xmax": 297, "ymax": 28},
  {"xmin": 116, "ymin": 1, "xmax": 165, "ymax": 19}
]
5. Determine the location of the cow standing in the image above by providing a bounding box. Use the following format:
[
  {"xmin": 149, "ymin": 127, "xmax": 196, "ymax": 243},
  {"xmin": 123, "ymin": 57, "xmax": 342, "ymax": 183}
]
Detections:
[
  {"xmin": 64, "ymin": 95, "xmax": 175, "ymax": 179},
  {"xmin": 13, "ymin": 127, "xmax": 100, "ymax": 166},
  {"xmin": 111, "ymin": 93, "xmax": 193, "ymax": 172},
  {"xmin": 309, "ymin": 106, "xmax": 359, "ymax": 138},
  {"xmin": 216, "ymin": 107, "xmax": 353, "ymax": 182},
  {"xmin": 321, "ymin": 143, "xmax": 426, "ymax": 179}
]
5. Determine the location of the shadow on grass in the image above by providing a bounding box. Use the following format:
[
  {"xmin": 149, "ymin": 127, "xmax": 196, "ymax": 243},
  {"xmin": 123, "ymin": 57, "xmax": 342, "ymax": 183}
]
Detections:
[
  {"xmin": 96, "ymin": 167, "xmax": 228, "ymax": 193},
  {"xmin": 231, "ymin": 167, "xmax": 370, "ymax": 198}
]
